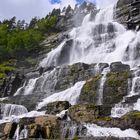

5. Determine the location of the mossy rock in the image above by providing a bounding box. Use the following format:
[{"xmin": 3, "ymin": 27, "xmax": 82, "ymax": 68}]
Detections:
[
  {"xmin": 39, "ymin": 101, "xmax": 71, "ymax": 115},
  {"xmin": 78, "ymin": 75, "xmax": 102, "ymax": 104},
  {"xmin": 68, "ymin": 104, "xmax": 100, "ymax": 123},
  {"xmin": 0, "ymin": 61, "xmax": 16, "ymax": 79},
  {"xmin": 103, "ymin": 71, "xmax": 129, "ymax": 105}
]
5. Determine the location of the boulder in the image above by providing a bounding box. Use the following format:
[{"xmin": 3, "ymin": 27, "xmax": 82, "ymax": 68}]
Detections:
[
  {"xmin": 110, "ymin": 62, "xmax": 130, "ymax": 72},
  {"xmin": 103, "ymin": 71, "xmax": 129, "ymax": 105},
  {"xmin": 78, "ymin": 75, "xmax": 102, "ymax": 104},
  {"xmin": 68, "ymin": 104, "xmax": 111, "ymax": 123},
  {"xmin": 68, "ymin": 104, "xmax": 99, "ymax": 123},
  {"xmin": 39, "ymin": 101, "xmax": 71, "ymax": 115}
]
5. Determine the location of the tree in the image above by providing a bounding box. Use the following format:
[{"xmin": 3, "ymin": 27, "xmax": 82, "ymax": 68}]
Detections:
[
  {"xmin": 17, "ymin": 20, "xmax": 25, "ymax": 30},
  {"xmin": 28, "ymin": 17, "xmax": 38, "ymax": 29}
]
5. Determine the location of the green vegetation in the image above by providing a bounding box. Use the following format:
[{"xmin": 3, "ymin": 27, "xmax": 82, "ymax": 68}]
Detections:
[
  {"xmin": 0, "ymin": 60, "xmax": 16, "ymax": 79},
  {"xmin": 78, "ymin": 75, "xmax": 102, "ymax": 104},
  {"xmin": 0, "ymin": 4, "xmax": 66, "ymax": 63},
  {"xmin": 107, "ymin": 71, "xmax": 129, "ymax": 87},
  {"xmin": 0, "ymin": 15, "xmax": 59, "ymax": 62},
  {"xmin": 125, "ymin": 111, "xmax": 140, "ymax": 119}
]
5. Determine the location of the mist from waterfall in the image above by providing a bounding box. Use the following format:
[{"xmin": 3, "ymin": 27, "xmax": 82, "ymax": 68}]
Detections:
[
  {"xmin": 40, "ymin": 4, "xmax": 140, "ymax": 69},
  {"xmin": 96, "ymin": 0, "xmax": 118, "ymax": 8}
]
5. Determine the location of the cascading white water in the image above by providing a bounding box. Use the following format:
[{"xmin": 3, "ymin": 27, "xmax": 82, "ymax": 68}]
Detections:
[
  {"xmin": 97, "ymin": 67, "xmax": 110, "ymax": 105},
  {"xmin": 1, "ymin": 104, "xmax": 28, "ymax": 118},
  {"xmin": 40, "ymin": 5, "xmax": 140, "ymax": 69},
  {"xmin": 38, "ymin": 3, "xmax": 140, "ymax": 119},
  {"xmin": 14, "ymin": 78, "xmax": 39, "ymax": 96},
  {"xmin": 85, "ymin": 123, "xmax": 140, "ymax": 139},
  {"xmin": 37, "ymin": 81, "xmax": 85, "ymax": 110}
]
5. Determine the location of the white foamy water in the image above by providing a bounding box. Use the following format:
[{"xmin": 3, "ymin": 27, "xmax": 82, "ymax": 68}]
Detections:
[
  {"xmin": 14, "ymin": 78, "xmax": 39, "ymax": 96},
  {"xmin": 85, "ymin": 124, "xmax": 140, "ymax": 139},
  {"xmin": 97, "ymin": 67, "xmax": 110, "ymax": 105},
  {"xmin": 96, "ymin": 0, "xmax": 118, "ymax": 9},
  {"xmin": 1, "ymin": 104, "xmax": 28, "ymax": 118},
  {"xmin": 40, "ymin": 5, "xmax": 140, "ymax": 69},
  {"xmin": 134, "ymin": 99, "xmax": 140, "ymax": 111},
  {"xmin": 40, "ymin": 41, "xmax": 66, "ymax": 67},
  {"xmin": 37, "ymin": 81, "xmax": 85, "ymax": 109}
]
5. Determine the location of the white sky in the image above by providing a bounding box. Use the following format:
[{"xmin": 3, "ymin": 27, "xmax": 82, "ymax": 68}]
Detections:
[{"xmin": 0, "ymin": 0, "xmax": 118, "ymax": 22}]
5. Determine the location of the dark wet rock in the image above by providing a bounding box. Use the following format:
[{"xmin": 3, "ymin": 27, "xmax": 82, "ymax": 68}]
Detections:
[
  {"xmin": 124, "ymin": 95, "xmax": 140, "ymax": 104},
  {"xmin": 0, "ymin": 73, "xmax": 25, "ymax": 97},
  {"xmin": 39, "ymin": 101, "xmax": 71, "ymax": 115},
  {"xmin": 110, "ymin": 62, "xmax": 130, "ymax": 72},
  {"xmin": 116, "ymin": 0, "xmax": 140, "ymax": 30},
  {"xmin": 98, "ymin": 63, "xmax": 109, "ymax": 73}
]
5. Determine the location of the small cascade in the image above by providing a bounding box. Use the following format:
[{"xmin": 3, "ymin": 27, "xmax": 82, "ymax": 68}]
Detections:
[
  {"xmin": 85, "ymin": 124, "xmax": 140, "ymax": 139},
  {"xmin": 14, "ymin": 78, "xmax": 39, "ymax": 96},
  {"xmin": 0, "ymin": 104, "xmax": 28, "ymax": 119},
  {"xmin": 129, "ymin": 69, "xmax": 140, "ymax": 97},
  {"xmin": 111, "ymin": 69, "xmax": 140, "ymax": 118},
  {"xmin": 95, "ymin": 5, "xmax": 114, "ymax": 23},
  {"xmin": 37, "ymin": 81, "xmax": 85, "ymax": 110},
  {"xmin": 111, "ymin": 103, "xmax": 134, "ymax": 118},
  {"xmin": 134, "ymin": 99, "xmax": 140, "ymax": 111},
  {"xmin": 61, "ymin": 121, "xmax": 86, "ymax": 139},
  {"xmin": 40, "ymin": 41, "xmax": 66, "ymax": 67},
  {"xmin": 97, "ymin": 67, "xmax": 110, "ymax": 105}
]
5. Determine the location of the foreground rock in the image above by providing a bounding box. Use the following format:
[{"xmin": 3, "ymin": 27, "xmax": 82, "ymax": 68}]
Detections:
[
  {"xmin": 0, "ymin": 111, "xmax": 139, "ymax": 139},
  {"xmin": 68, "ymin": 104, "xmax": 111, "ymax": 123}
]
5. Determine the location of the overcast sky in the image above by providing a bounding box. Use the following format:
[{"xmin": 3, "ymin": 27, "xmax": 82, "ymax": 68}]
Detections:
[{"xmin": 0, "ymin": 0, "xmax": 117, "ymax": 22}]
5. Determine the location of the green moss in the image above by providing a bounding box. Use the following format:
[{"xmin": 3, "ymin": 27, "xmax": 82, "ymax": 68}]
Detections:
[
  {"xmin": 130, "ymin": 112, "xmax": 140, "ymax": 119},
  {"xmin": 0, "ymin": 60, "xmax": 16, "ymax": 79},
  {"xmin": 96, "ymin": 117, "xmax": 112, "ymax": 121},
  {"xmin": 73, "ymin": 136, "xmax": 79, "ymax": 140},
  {"xmin": 83, "ymin": 75, "xmax": 102, "ymax": 94},
  {"xmin": 107, "ymin": 71, "xmax": 129, "ymax": 87},
  {"xmin": 78, "ymin": 75, "xmax": 102, "ymax": 104},
  {"xmin": 25, "ymin": 57, "xmax": 37, "ymax": 66}
]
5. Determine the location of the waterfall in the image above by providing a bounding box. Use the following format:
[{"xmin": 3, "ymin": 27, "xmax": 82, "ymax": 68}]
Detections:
[
  {"xmin": 40, "ymin": 41, "xmax": 66, "ymax": 67},
  {"xmin": 39, "ymin": 4, "xmax": 140, "ymax": 69},
  {"xmin": 0, "ymin": 104, "xmax": 28, "ymax": 118},
  {"xmin": 97, "ymin": 67, "xmax": 110, "ymax": 105},
  {"xmin": 37, "ymin": 81, "xmax": 85, "ymax": 110},
  {"xmin": 14, "ymin": 78, "xmax": 39, "ymax": 96},
  {"xmin": 1, "ymin": 1, "xmax": 139, "ymax": 128}
]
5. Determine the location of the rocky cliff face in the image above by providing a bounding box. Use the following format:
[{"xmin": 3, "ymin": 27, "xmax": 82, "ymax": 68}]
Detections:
[
  {"xmin": 115, "ymin": 0, "xmax": 140, "ymax": 30},
  {"xmin": 0, "ymin": 1, "xmax": 140, "ymax": 140}
]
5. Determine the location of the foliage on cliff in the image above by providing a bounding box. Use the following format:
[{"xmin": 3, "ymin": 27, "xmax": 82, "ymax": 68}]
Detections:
[{"xmin": 0, "ymin": 10, "xmax": 60, "ymax": 62}]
